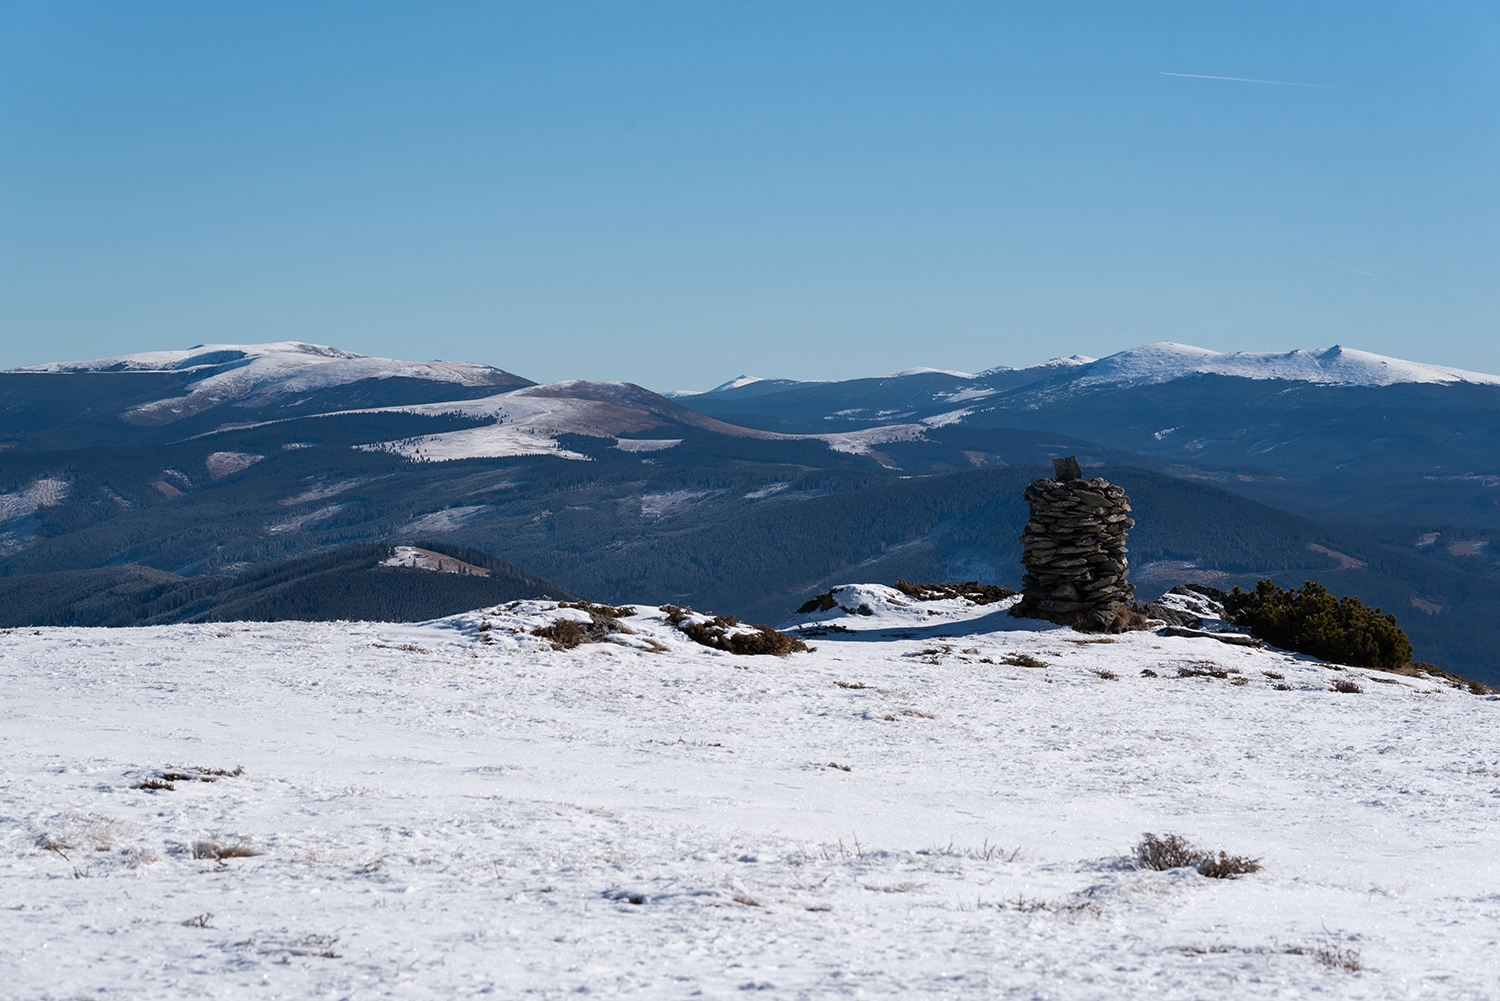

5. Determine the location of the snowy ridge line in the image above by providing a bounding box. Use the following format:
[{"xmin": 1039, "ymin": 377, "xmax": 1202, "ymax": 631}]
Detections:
[
  {"xmin": 1069, "ymin": 342, "xmax": 1500, "ymax": 389},
  {"xmin": 7, "ymin": 589, "xmax": 1497, "ymax": 996},
  {"xmin": 8, "ymin": 341, "xmax": 530, "ymax": 427}
]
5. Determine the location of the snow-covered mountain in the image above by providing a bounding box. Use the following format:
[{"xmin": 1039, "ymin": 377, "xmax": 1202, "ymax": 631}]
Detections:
[
  {"xmin": 8, "ymin": 592, "xmax": 1497, "ymax": 996},
  {"xmin": 1067, "ymin": 342, "xmax": 1500, "ymax": 390},
  {"xmin": 348, "ymin": 380, "xmax": 786, "ymax": 461},
  {"xmin": 3, "ymin": 341, "xmax": 532, "ymax": 438}
]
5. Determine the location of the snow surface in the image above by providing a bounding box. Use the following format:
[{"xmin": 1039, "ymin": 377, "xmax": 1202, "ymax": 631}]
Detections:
[
  {"xmin": 1072, "ymin": 343, "xmax": 1500, "ymax": 390},
  {"xmin": 5, "ymin": 593, "xmax": 1498, "ymax": 999},
  {"xmin": 380, "ymin": 547, "xmax": 491, "ymax": 576},
  {"xmin": 11, "ymin": 342, "xmax": 526, "ymax": 424},
  {"xmin": 879, "ymin": 367, "xmax": 979, "ymax": 379}
]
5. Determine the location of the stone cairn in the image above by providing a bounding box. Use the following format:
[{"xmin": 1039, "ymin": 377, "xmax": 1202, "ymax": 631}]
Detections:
[{"xmin": 1011, "ymin": 455, "xmax": 1137, "ymax": 631}]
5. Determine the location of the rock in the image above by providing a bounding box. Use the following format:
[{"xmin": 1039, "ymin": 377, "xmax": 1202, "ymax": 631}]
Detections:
[
  {"xmin": 1051, "ymin": 455, "xmax": 1084, "ymax": 481},
  {"xmin": 1011, "ymin": 464, "xmax": 1137, "ymax": 632}
]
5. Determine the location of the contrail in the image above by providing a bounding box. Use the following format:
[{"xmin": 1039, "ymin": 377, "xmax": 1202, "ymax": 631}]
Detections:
[
  {"xmin": 1160, "ymin": 71, "xmax": 1359, "ymax": 91},
  {"xmin": 1300, "ymin": 254, "xmax": 1373, "ymax": 276}
]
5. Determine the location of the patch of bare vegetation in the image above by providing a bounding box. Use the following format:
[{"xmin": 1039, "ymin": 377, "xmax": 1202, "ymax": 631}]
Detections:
[
  {"xmin": 1006, "ymin": 896, "xmax": 1102, "ymax": 917},
  {"xmin": 1092, "ymin": 669, "xmax": 1118, "ymax": 680},
  {"xmin": 37, "ymin": 813, "xmax": 126, "ymax": 859},
  {"xmin": 193, "ymin": 838, "xmax": 263, "ymax": 861},
  {"xmin": 1314, "ymin": 944, "xmax": 1363, "ymax": 972},
  {"xmin": 662, "ymin": 605, "xmax": 808, "ymax": 656},
  {"xmin": 893, "ymin": 577, "xmax": 1018, "ymax": 605},
  {"xmin": 1330, "ymin": 678, "xmax": 1364, "ymax": 694},
  {"xmin": 558, "ymin": 600, "xmax": 635, "ymax": 618},
  {"xmin": 1177, "ymin": 663, "xmax": 1229, "ymax": 680},
  {"xmin": 1132, "ymin": 833, "xmax": 1261, "ymax": 879},
  {"xmin": 998, "ymin": 653, "xmax": 1047, "ymax": 668},
  {"xmin": 134, "ymin": 765, "xmax": 244, "ymax": 791},
  {"xmin": 372, "ymin": 642, "xmax": 429, "ymax": 654}
]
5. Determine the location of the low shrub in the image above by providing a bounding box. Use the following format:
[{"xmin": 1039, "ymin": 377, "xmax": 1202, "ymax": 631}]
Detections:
[
  {"xmin": 999, "ymin": 653, "xmax": 1047, "ymax": 668},
  {"xmin": 1132, "ymin": 833, "xmax": 1261, "ymax": 879},
  {"xmin": 1198, "ymin": 851, "xmax": 1263, "ymax": 878},
  {"xmin": 1330, "ymin": 677, "xmax": 1364, "ymax": 694},
  {"xmin": 662, "ymin": 605, "xmax": 808, "ymax": 656},
  {"xmin": 894, "ymin": 578, "xmax": 1018, "ymax": 605},
  {"xmin": 1224, "ymin": 580, "xmax": 1412, "ymax": 669},
  {"xmin": 532, "ymin": 619, "xmax": 584, "ymax": 650},
  {"xmin": 559, "ymin": 600, "xmax": 635, "ymax": 619},
  {"xmin": 1133, "ymin": 832, "xmax": 1199, "ymax": 871}
]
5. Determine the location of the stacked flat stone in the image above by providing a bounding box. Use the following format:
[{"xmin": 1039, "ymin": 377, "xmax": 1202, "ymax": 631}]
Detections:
[{"xmin": 1012, "ymin": 460, "xmax": 1136, "ymax": 630}]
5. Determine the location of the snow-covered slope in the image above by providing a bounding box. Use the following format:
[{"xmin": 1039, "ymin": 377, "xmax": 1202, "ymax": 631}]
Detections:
[
  {"xmin": 353, "ymin": 380, "xmax": 787, "ymax": 461},
  {"xmin": 1070, "ymin": 342, "xmax": 1500, "ymax": 390},
  {"xmin": 10, "ymin": 342, "xmax": 530, "ymax": 425},
  {"xmin": 5, "ymin": 596, "xmax": 1497, "ymax": 998}
]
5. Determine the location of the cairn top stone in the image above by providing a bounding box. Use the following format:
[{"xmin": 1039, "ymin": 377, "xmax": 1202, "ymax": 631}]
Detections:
[{"xmin": 1051, "ymin": 455, "xmax": 1084, "ymax": 481}]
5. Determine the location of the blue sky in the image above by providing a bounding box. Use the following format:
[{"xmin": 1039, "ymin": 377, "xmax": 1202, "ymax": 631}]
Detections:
[{"xmin": 1, "ymin": 1, "xmax": 1495, "ymax": 389}]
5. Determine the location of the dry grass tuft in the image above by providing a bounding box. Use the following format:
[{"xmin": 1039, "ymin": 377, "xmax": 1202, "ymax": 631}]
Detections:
[
  {"xmin": 558, "ymin": 600, "xmax": 635, "ymax": 618},
  {"xmin": 894, "ymin": 578, "xmax": 1018, "ymax": 605},
  {"xmin": 1331, "ymin": 678, "xmax": 1364, "ymax": 694},
  {"xmin": 1177, "ymin": 663, "xmax": 1229, "ymax": 679},
  {"xmin": 1272, "ymin": 682, "xmax": 1295, "ymax": 690},
  {"xmin": 193, "ymin": 839, "xmax": 262, "ymax": 861},
  {"xmin": 898, "ymin": 708, "xmax": 936, "ymax": 719},
  {"xmin": 662, "ymin": 606, "xmax": 808, "ymax": 656},
  {"xmin": 1198, "ymin": 851, "xmax": 1263, "ymax": 878},
  {"xmin": 1092, "ymin": 669, "xmax": 1119, "ymax": 680},
  {"xmin": 999, "ymin": 653, "xmax": 1048, "ymax": 668},
  {"xmin": 835, "ymin": 681, "xmax": 872, "ymax": 690},
  {"xmin": 532, "ymin": 619, "xmax": 585, "ymax": 650},
  {"xmin": 1134, "ymin": 832, "xmax": 1200, "ymax": 871},
  {"xmin": 1262, "ymin": 670, "xmax": 1285, "ymax": 680},
  {"xmin": 1133, "ymin": 833, "xmax": 1262, "ymax": 879},
  {"xmin": 1314, "ymin": 945, "xmax": 1363, "ymax": 972},
  {"xmin": 1140, "ymin": 668, "xmax": 1158, "ymax": 677}
]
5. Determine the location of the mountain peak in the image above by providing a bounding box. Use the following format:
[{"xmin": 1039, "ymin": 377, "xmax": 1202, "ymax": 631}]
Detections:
[{"xmin": 1073, "ymin": 342, "xmax": 1500, "ymax": 389}]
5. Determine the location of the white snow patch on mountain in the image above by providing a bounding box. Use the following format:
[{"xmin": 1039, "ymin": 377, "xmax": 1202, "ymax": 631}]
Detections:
[
  {"xmin": 355, "ymin": 423, "xmax": 591, "ymax": 462},
  {"xmin": 615, "ymin": 438, "xmax": 681, "ymax": 453},
  {"xmin": 977, "ymin": 355, "xmax": 1097, "ymax": 377},
  {"xmin": 920, "ymin": 408, "xmax": 974, "ymax": 427},
  {"xmin": 880, "ymin": 366, "xmax": 977, "ymax": 379},
  {"xmin": 4, "ymin": 602, "xmax": 1498, "ymax": 997},
  {"xmin": 814, "ymin": 424, "xmax": 928, "ymax": 456},
  {"xmin": 0, "ymin": 478, "xmax": 69, "ymax": 523},
  {"xmin": 1075, "ymin": 342, "xmax": 1500, "ymax": 389}
]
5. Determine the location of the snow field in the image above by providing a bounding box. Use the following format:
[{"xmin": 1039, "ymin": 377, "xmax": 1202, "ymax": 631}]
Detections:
[{"xmin": 3, "ymin": 599, "xmax": 1498, "ymax": 999}]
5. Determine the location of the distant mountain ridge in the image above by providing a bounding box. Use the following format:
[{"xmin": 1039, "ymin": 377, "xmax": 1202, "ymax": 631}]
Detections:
[{"xmin": 6, "ymin": 336, "xmax": 1500, "ymax": 683}]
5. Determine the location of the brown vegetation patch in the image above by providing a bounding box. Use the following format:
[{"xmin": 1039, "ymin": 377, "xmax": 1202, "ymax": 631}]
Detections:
[
  {"xmin": 661, "ymin": 605, "xmax": 808, "ymax": 656},
  {"xmin": 1133, "ymin": 833, "xmax": 1261, "ymax": 879},
  {"xmin": 894, "ymin": 577, "xmax": 1018, "ymax": 605}
]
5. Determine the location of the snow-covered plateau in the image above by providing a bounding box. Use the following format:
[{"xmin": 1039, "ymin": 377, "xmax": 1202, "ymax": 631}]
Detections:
[{"xmin": 4, "ymin": 589, "xmax": 1498, "ymax": 999}]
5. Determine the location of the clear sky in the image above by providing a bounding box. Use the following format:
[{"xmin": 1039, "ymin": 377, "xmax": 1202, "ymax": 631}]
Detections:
[{"xmin": 1, "ymin": 1, "xmax": 1495, "ymax": 390}]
